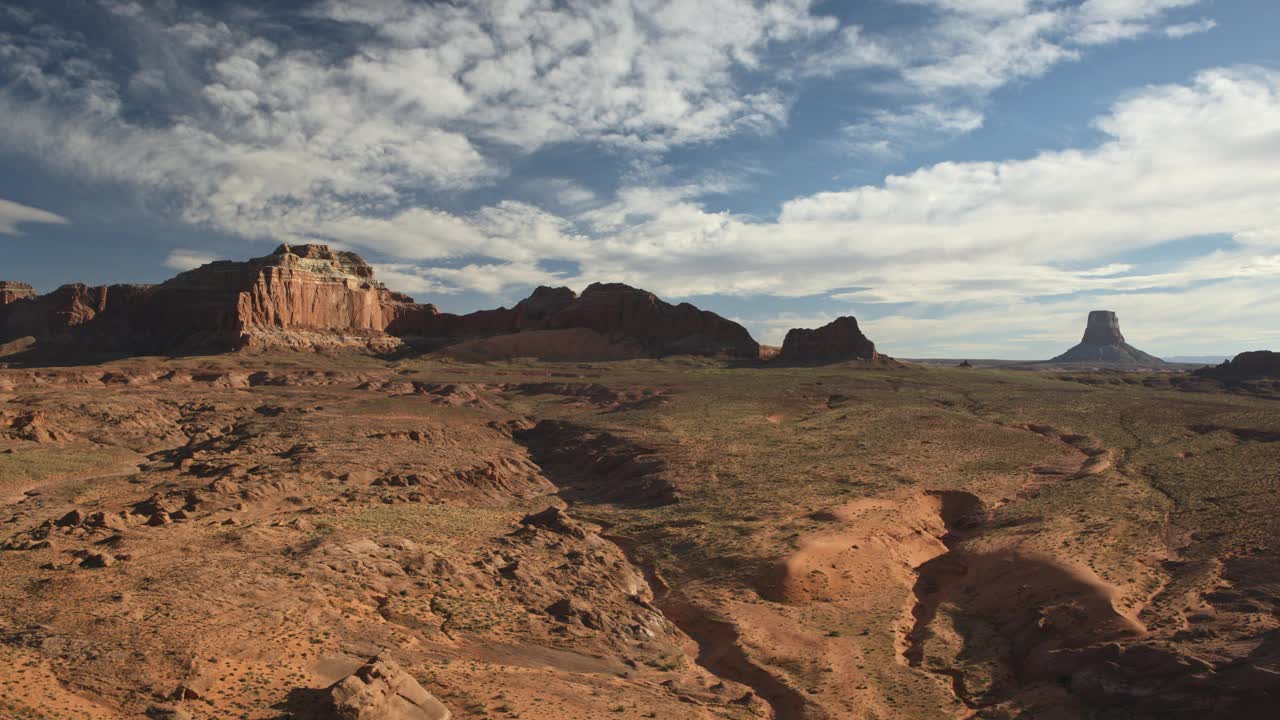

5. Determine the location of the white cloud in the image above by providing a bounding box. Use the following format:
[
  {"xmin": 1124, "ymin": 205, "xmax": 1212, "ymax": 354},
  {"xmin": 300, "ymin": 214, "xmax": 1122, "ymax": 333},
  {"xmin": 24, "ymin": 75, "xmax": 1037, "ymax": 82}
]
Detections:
[
  {"xmin": 1164, "ymin": 18, "xmax": 1216, "ymax": 38},
  {"xmin": 811, "ymin": 0, "xmax": 1209, "ymax": 148},
  {"xmin": 0, "ymin": 198, "xmax": 68, "ymax": 236},
  {"xmin": 163, "ymin": 249, "xmax": 217, "ymax": 271},
  {"xmin": 316, "ymin": 0, "xmax": 837, "ymax": 151},
  {"xmin": 1, "ymin": 1, "xmax": 1264, "ymax": 360},
  {"xmin": 840, "ymin": 103, "xmax": 984, "ymax": 156},
  {"xmin": 0, "ymin": 0, "xmax": 844, "ymax": 260}
]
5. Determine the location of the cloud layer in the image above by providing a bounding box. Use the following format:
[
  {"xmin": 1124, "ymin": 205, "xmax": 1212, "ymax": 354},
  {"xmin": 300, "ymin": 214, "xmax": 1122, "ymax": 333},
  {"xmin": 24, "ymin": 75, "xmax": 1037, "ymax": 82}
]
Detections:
[{"xmin": 0, "ymin": 198, "xmax": 67, "ymax": 236}]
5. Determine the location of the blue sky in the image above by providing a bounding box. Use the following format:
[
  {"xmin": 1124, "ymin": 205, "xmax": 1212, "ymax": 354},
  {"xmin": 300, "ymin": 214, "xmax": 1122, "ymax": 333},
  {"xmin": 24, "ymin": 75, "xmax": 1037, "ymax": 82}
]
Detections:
[{"xmin": 1, "ymin": 0, "xmax": 1279, "ymax": 359}]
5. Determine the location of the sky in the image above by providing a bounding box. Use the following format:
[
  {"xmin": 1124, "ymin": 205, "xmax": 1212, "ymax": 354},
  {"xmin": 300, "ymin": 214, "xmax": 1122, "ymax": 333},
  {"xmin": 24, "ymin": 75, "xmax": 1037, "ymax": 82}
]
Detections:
[{"xmin": 1, "ymin": 0, "xmax": 1278, "ymax": 359}]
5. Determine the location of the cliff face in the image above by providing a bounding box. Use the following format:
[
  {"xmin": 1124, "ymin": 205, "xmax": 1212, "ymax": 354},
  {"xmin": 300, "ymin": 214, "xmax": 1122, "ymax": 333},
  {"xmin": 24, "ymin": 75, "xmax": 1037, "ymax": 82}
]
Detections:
[
  {"xmin": 0, "ymin": 245, "xmax": 419, "ymax": 354},
  {"xmin": 0, "ymin": 281, "xmax": 35, "ymax": 305},
  {"xmin": 1051, "ymin": 311, "xmax": 1168, "ymax": 367},
  {"xmin": 779, "ymin": 316, "xmax": 882, "ymax": 364},
  {"xmin": 1, "ymin": 248, "xmax": 761, "ymax": 360}
]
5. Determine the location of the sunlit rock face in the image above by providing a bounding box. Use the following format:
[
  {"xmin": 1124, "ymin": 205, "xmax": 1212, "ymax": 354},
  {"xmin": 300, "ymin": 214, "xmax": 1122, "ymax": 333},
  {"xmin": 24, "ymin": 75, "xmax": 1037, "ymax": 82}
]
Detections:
[{"xmin": 0, "ymin": 245, "xmax": 419, "ymax": 354}]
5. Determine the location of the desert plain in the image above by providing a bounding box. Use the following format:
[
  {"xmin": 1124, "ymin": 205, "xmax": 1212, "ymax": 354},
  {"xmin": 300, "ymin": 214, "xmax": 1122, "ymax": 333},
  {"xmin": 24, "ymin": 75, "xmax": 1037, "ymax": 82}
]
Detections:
[{"xmin": 2, "ymin": 351, "xmax": 1278, "ymax": 720}]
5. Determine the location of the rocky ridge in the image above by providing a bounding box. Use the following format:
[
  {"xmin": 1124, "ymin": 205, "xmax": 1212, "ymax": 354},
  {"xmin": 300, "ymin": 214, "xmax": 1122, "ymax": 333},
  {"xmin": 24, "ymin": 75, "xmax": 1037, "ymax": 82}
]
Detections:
[
  {"xmin": 1, "ymin": 246, "xmax": 759, "ymax": 360},
  {"xmin": 391, "ymin": 282, "xmax": 760, "ymax": 359},
  {"xmin": 1196, "ymin": 350, "xmax": 1280, "ymax": 379}
]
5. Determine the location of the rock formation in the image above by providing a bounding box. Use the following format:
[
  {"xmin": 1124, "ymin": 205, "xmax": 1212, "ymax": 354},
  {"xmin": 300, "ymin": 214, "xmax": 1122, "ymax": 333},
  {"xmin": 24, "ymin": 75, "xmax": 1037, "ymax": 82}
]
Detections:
[
  {"xmin": 390, "ymin": 282, "xmax": 759, "ymax": 359},
  {"xmin": 1, "ymin": 246, "xmax": 760, "ymax": 360},
  {"xmin": 1050, "ymin": 311, "xmax": 1169, "ymax": 366},
  {"xmin": 329, "ymin": 656, "xmax": 451, "ymax": 720},
  {"xmin": 778, "ymin": 316, "xmax": 884, "ymax": 364},
  {"xmin": 0, "ymin": 281, "xmax": 35, "ymax": 305},
  {"xmin": 1196, "ymin": 350, "xmax": 1280, "ymax": 379},
  {"xmin": 0, "ymin": 245, "xmax": 418, "ymax": 355}
]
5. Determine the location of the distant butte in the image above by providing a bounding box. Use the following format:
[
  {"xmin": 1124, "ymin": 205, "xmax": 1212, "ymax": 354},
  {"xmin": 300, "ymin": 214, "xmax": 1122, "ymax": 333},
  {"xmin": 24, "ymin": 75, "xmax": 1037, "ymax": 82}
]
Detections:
[
  {"xmin": 778, "ymin": 316, "xmax": 893, "ymax": 364},
  {"xmin": 1049, "ymin": 310, "xmax": 1170, "ymax": 367}
]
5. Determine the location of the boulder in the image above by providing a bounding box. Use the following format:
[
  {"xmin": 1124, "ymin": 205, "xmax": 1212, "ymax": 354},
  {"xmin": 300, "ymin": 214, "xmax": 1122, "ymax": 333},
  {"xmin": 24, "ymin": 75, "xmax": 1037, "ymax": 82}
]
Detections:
[
  {"xmin": 779, "ymin": 316, "xmax": 883, "ymax": 364},
  {"xmin": 80, "ymin": 551, "xmax": 114, "ymax": 568},
  {"xmin": 330, "ymin": 656, "xmax": 451, "ymax": 720},
  {"xmin": 55, "ymin": 509, "xmax": 85, "ymax": 527},
  {"xmin": 520, "ymin": 506, "xmax": 589, "ymax": 539}
]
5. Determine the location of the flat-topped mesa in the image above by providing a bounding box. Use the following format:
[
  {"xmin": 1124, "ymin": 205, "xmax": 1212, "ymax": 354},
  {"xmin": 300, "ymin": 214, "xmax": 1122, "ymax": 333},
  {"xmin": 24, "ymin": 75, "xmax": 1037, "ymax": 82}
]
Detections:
[
  {"xmin": 779, "ymin": 316, "xmax": 886, "ymax": 364},
  {"xmin": 1050, "ymin": 310, "xmax": 1169, "ymax": 367}
]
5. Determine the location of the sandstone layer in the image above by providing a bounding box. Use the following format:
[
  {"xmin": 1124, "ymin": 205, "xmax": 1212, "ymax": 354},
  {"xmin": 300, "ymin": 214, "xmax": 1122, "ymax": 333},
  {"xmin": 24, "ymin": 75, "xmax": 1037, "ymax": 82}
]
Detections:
[
  {"xmin": 0, "ymin": 245, "xmax": 417, "ymax": 355},
  {"xmin": 0, "ymin": 281, "xmax": 35, "ymax": 304}
]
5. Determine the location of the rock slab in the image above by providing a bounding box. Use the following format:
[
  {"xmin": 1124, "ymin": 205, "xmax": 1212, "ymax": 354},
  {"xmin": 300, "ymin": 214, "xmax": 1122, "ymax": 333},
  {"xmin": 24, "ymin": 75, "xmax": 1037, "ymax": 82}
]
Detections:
[{"xmin": 331, "ymin": 656, "xmax": 451, "ymax": 720}]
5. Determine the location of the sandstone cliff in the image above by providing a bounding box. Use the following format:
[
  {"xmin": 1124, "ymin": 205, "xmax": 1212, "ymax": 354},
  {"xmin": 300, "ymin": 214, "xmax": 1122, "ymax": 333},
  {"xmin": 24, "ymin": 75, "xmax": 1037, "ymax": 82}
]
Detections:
[
  {"xmin": 0, "ymin": 281, "xmax": 35, "ymax": 305},
  {"xmin": 1, "ymin": 247, "xmax": 760, "ymax": 360},
  {"xmin": 0, "ymin": 245, "xmax": 418, "ymax": 355},
  {"xmin": 779, "ymin": 316, "xmax": 885, "ymax": 364}
]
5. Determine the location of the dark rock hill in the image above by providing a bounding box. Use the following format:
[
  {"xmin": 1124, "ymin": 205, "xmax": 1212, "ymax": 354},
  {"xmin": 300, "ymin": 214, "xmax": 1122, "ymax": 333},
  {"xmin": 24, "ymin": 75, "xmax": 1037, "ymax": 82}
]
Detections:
[
  {"xmin": 1196, "ymin": 351, "xmax": 1280, "ymax": 379},
  {"xmin": 778, "ymin": 316, "xmax": 887, "ymax": 364},
  {"xmin": 1050, "ymin": 311, "xmax": 1169, "ymax": 367}
]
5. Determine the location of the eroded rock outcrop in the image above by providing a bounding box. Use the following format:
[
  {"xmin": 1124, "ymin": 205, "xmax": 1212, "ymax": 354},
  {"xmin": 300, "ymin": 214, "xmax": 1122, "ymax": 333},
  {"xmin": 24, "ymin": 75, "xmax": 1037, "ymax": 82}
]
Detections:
[
  {"xmin": 329, "ymin": 656, "xmax": 451, "ymax": 720},
  {"xmin": 1196, "ymin": 350, "xmax": 1280, "ymax": 379},
  {"xmin": 778, "ymin": 316, "xmax": 885, "ymax": 364},
  {"xmin": 1050, "ymin": 311, "xmax": 1169, "ymax": 367}
]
